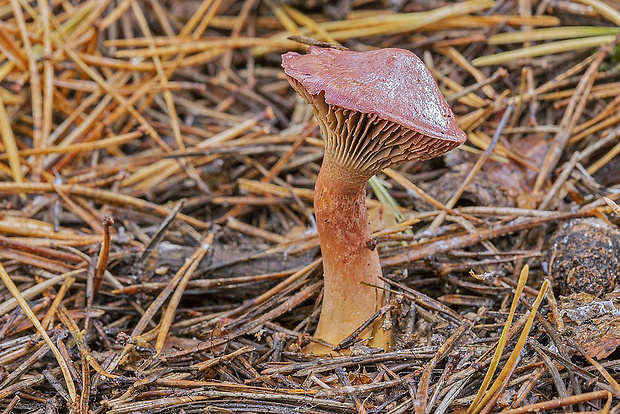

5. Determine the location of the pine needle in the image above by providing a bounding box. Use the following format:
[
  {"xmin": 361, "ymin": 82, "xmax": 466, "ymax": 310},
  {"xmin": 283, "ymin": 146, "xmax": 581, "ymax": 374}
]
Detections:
[
  {"xmin": 574, "ymin": 0, "xmax": 620, "ymax": 26},
  {"xmin": 154, "ymin": 232, "xmax": 215, "ymax": 354},
  {"xmin": 488, "ymin": 26, "xmax": 620, "ymax": 44},
  {"xmin": 604, "ymin": 197, "xmax": 620, "ymax": 216},
  {"xmin": 467, "ymin": 264, "xmax": 530, "ymax": 413},
  {"xmin": 0, "ymin": 263, "xmax": 77, "ymax": 404},
  {"xmin": 470, "ymin": 274, "xmax": 549, "ymax": 414},
  {"xmin": 0, "ymin": 95, "xmax": 23, "ymax": 186},
  {"xmin": 474, "ymin": 35, "xmax": 616, "ymax": 66}
]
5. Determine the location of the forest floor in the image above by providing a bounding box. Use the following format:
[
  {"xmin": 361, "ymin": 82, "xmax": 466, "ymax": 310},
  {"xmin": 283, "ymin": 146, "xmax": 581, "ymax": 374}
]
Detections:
[{"xmin": 1, "ymin": 0, "xmax": 620, "ymax": 413}]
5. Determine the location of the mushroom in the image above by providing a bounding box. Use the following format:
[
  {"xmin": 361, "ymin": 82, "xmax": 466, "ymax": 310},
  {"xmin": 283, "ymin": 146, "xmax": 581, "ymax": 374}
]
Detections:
[{"xmin": 282, "ymin": 47, "xmax": 466, "ymax": 353}]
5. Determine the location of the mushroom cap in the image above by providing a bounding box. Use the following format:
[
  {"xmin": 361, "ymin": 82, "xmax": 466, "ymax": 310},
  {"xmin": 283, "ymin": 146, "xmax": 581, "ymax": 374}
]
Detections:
[{"xmin": 282, "ymin": 46, "xmax": 467, "ymax": 145}]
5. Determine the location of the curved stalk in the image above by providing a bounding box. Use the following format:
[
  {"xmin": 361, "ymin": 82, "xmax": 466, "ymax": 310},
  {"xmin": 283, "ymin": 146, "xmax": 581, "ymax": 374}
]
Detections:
[{"xmin": 307, "ymin": 157, "xmax": 392, "ymax": 354}]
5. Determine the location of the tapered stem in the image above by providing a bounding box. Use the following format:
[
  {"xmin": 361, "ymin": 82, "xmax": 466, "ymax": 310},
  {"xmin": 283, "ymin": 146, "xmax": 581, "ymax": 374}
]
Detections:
[{"xmin": 309, "ymin": 157, "xmax": 391, "ymax": 353}]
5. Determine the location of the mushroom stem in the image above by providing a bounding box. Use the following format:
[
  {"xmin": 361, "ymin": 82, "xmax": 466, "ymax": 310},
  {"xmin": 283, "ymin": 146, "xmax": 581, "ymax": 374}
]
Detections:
[{"xmin": 309, "ymin": 156, "xmax": 392, "ymax": 353}]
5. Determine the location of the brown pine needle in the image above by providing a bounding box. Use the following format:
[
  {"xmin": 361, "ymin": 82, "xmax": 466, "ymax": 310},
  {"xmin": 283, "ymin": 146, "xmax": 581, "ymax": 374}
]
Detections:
[
  {"xmin": 604, "ymin": 197, "xmax": 620, "ymax": 216},
  {"xmin": 40, "ymin": 275, "xmax": 75, "ymax": 330},
  {"xmin": 55, "ymin": 306, "xmax": 120, "ymax": 380},
  {"xmin": 602, "ymin": 392, "xmax": 613, "ymax": 414},
  {"xmin": 489, "ymin": 26, "xmax": 620, "ymax": 44},
  {"xmin": 0, "ymin": 182, "xmax": 209, "ymax": 229},
  {"xmin": 154, "ymin": 232, "xmax": 215, "ymax": 354},
  {"xmin": 1, "ymin": 0, "xmax": 619, "ymax": 410},
  {"xmin": 0, "ymin": 271, "xmax": 78, "ymax": 317},
  {"xmin": 10, "ymin": 0, "xmax": 44, "ymax": 180},
  {"xmin": 37, "ymin": 0, "xmax": 53, "ymax": 163},
  {"xmin": 577, "ymin": 344, "xmax": 620, "ymax": 393},
  {"xmin": 500, "ymin": 391, "xmax": 610, "ymax": 414},
  {"xmin": 0, "ymin": 130, "xmax": 143, "ymax": 159},
  {"xmin": 0, "ymin": 262, "xmax": 77, "ymax": 404},
  {"xmin": 0, "ymin": 95, "xmax": 23, "ymax": 185}
]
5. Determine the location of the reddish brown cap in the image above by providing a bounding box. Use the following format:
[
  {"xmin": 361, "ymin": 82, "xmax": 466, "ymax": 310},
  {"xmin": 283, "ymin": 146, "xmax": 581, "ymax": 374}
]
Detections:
[{"xmin": 282, "ymin": 47, "xmax": 466, "ymax": 175}]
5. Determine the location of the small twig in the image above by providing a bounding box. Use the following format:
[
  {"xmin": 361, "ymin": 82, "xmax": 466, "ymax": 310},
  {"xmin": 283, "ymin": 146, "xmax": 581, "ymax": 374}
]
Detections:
[
  {"xmin": 1, "ymin": 394, "xmax": 20, "ymax": 414},
  {"xmin": 333, "ymin": 305, "xmax": 391, "ymax": 351},
  {"xmin": 286, "ymin": 35, "xmax": 348, "ymax": 50}
]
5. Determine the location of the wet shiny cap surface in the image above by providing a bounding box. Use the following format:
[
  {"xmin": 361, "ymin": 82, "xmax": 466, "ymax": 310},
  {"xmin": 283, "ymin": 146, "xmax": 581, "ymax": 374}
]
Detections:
[{"xmin": 282, "ymin": 46, "xmax": 466, "ymax": 144}]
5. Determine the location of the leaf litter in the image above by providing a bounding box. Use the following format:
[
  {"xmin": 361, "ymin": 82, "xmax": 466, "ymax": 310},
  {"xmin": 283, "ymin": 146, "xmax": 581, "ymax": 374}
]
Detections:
[{"xmin": 0, "ymin": 0, "xmax": 619, "ymax": 412}]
